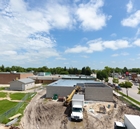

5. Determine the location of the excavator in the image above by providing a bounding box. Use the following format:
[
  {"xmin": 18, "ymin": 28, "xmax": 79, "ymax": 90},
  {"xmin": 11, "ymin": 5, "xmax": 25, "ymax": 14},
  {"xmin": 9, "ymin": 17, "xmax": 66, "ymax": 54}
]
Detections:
[{"xmin": 63, "ymin": 86, "xmax": 80, "ymax": 106}]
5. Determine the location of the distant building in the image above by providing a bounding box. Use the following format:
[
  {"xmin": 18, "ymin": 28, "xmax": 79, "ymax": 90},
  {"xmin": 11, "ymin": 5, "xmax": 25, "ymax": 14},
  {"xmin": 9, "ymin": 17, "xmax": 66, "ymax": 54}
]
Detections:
[
  {"xmin": 10, "ymin": 78, "xmax": 35, "ymax": 91},
  {"xmin": 0, "ymin": 72, "xmax": 34, "ymax": 84},
  {"xmin": 129, "ymin": 73, "xmax": 137, "ymax": 80},
  {"xmin": 29, "ymin": 75, "xmax": 61, "ymax": 84},
  {"xmin": 38, "ymin": 72, "xmax": 52, "ymax": 76}
]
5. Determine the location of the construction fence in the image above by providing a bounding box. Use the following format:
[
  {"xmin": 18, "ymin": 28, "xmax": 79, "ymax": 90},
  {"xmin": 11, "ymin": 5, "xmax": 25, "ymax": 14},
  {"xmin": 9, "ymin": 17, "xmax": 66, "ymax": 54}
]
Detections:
[{"xmin": 0, "ymin": 92, "xmax": 35, "ymax": 123}]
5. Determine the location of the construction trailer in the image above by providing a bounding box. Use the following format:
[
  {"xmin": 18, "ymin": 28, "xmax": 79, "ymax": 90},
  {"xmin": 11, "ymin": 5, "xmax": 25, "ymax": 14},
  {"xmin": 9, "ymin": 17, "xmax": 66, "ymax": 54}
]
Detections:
[
  {"xmin": 124, "ymin": 114, "xmax": 140, "ymax": 129},
  {"xmin": 114, "ymin": 114, "xmax": 140, "ymax": 129}
]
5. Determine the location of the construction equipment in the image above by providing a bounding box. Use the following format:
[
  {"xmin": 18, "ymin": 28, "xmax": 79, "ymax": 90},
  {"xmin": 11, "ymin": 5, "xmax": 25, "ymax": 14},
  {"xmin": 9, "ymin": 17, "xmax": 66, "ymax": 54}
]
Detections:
[{"xmin": 63, "ymin": 86, "xmax": 80, "ymax": 106}]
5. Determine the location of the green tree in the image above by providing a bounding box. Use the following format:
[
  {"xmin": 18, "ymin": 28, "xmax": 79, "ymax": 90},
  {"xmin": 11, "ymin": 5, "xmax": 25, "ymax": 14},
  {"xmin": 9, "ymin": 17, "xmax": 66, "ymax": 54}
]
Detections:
[
  {"xmin": 1, "ymin": 65, "xmax": 5, "ymax": 72},
  {"xmin": 85, "ymin": 66, "xmax": 91, "ymax": 75},
  {"xmin": 115, "ymin": 67, "xmax": 122, "ymax": 73},
  {"xmin": 122, "ymin": 67, "xmax": 128, "ymax": 73},
  {"xmin": 104, "ymin": 66, "xmax": 111, "ymax": 76},
  {"xmin": 97, "ymin": 70, "xmax": 108, "ymax": 80},
  {"xmin": 60, "ymin": 71, "xmax": 69, "ymax": 74},
  {"xmin": 105, "ymin": 78, "xmax": 109, "ymax": 82},
  {"xmin": 119, "ymin": 81, "xmax": 132, "ymax": 96},
  {"xmin": 81, "ymin": 67, "xmax": 86, "ymax": 75}
]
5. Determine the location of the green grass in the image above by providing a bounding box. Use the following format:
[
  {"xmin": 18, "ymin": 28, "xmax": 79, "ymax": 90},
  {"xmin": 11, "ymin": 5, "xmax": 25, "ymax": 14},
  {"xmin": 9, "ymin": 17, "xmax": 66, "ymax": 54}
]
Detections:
[
  {"xmin": 118, "ymin": 91, "xmax": 140, "ymax": 106},
  {"xmin": 0, "ymin": 92, "xmax": 7, "ymax": 98},
  {"xmin": 10, "ymin": 93, "xmax": 27, "ymax": 100},
  {"xmin": 0, "ymin": 100, "xmax": 17, "ymax": 115},
  {"xmin": 0, "ymin": 87, "xmax": 6, "ymax": 90},
  {"xmin": 0, "ymin": 92, "xmax": 36, "ymax": 124}
]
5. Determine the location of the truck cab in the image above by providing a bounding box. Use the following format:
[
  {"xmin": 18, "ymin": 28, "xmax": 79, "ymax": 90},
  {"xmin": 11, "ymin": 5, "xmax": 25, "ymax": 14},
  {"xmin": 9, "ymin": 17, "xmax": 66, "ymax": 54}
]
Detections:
[{"xmin": 71, "ymin": 105, "xmax": 83, "ymax": 120}]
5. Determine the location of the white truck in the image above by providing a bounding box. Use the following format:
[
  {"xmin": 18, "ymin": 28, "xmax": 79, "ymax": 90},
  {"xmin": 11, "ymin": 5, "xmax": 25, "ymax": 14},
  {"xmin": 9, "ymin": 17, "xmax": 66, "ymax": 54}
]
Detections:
[
  {"xmin": 71, "ymin": 94, "xmax": 84, "ymax": 121},
  {"xmin": 114, "ymin": 114, "xmax": 140, "ymax": 129}
]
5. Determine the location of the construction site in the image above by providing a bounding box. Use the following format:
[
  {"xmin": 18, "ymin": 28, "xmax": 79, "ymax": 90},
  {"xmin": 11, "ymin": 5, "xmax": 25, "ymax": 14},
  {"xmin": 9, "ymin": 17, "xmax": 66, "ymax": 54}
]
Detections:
[
  {"xmin": 19, "ymin": 77, "xmax": 140, "ymax": 129},
  {"xmin": 0, "ymin": 77, "xmax": 140, "ymax": 129}
]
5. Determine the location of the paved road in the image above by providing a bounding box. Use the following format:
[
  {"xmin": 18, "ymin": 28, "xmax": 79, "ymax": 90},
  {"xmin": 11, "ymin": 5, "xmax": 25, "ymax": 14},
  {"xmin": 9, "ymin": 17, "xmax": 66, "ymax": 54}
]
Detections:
[{"xmin": 108, "ymin": 77, "xmax": 140, "ymax": 102}]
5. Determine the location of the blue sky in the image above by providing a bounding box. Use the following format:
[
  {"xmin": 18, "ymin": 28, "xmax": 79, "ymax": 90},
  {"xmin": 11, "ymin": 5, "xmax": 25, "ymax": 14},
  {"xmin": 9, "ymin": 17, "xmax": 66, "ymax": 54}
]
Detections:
[{"xmin": 0, "ymin": 0, "xmax": 140, "ymax": 69}]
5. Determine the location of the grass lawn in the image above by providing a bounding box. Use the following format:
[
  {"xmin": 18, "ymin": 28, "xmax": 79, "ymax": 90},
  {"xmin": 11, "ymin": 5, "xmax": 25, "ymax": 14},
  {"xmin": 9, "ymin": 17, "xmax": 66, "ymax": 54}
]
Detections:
[
  {"xmin": 0, "ymin": 92, "xmax": 7, "ymax": 98},
  {"xmin": 10, "ymin": 93, "xmax": 27, "ymax": 100},
  {"xmin": 0, "ymin": 100, "xmax": 17, "ymax": 115},
  {"xmin": 0, "ymin": 87, "xmax": 6, "ymax": 90}
]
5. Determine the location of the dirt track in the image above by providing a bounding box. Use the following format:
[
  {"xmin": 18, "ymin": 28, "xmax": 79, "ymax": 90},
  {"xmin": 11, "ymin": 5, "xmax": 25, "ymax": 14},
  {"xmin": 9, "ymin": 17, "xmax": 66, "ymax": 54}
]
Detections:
[{"xmin": 20, "ymin": 90, "xmax": 140, "ymax": 129}]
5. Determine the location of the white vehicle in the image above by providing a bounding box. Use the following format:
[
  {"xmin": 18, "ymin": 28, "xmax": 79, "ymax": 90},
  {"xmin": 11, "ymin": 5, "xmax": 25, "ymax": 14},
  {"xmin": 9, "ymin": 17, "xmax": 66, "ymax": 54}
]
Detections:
[
  {"xmin": 71, "ymin": 94, "xmax": 84, "ymax": 121},
  {"xmin": 114, "ymin": 121, "xmax": 126, "ymax": 129},
  {"xmin": 114, "ymin": 114, "xmax": 140, "ymax": 129}
]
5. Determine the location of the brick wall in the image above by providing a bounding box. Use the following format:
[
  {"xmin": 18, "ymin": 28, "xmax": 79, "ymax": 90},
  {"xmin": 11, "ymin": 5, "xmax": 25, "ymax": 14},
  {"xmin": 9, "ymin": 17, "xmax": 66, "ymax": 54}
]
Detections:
[
  {"xmin": 20, "ymin": 73, "xmax": 34, "ymax": 79},
  {"xmin": 0, "ymin": 73, "xmax": 34, "ymax": 84}
]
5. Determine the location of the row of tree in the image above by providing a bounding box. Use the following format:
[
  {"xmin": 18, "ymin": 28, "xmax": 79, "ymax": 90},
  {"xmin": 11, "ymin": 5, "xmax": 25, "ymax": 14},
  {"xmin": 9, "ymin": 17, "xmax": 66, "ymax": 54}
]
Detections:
[
  {"xmin": 0, "ymin": 65, "xmax": 92, "ymax": 75},
  {"xmin": 1, "ymin": 65, "xmax": 140, "ymax": 76}
]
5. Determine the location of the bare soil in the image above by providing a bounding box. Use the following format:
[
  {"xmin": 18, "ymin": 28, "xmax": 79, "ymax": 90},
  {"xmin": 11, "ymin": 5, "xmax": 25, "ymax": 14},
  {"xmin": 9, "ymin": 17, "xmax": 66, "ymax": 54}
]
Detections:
[{"xmin": 20, "ymin": 90, "xmax": 140, "ymax": 129}]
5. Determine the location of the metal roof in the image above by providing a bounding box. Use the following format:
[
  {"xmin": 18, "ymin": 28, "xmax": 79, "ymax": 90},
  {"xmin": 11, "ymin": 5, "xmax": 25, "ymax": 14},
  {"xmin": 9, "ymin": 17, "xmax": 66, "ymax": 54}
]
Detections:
[
  {"xmin": 84, "ymin": 83, "xmax": 108, "ymax": 87},
  {"xmin": 48, "ymin": 79, "xmax": 102, "ymax": 87},
  {"xmin": 18, "ymin": 78, "xmax": 35, "ymax": 84},
  {"xmin": 72, "ymin": 94, "xmax": 84, "ymax": 101},
  {"xmin": 62, "ymin": 75, "xmax": 95, "ymax": 79}
]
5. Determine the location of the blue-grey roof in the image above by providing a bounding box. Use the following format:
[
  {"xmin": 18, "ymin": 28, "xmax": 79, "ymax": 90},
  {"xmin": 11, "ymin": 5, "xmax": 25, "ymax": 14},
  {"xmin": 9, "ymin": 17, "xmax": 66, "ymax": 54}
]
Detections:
[
  {"xmin": 62, "ymin": 75, "xmax": 95, "ymax": 79},
  {"xmin": 48, "ymin": 79, "xmax": 102, "ymax": 87},
  {"xmin": 18, "ymin": 78, "xmax": 35, "ymax": 84}
]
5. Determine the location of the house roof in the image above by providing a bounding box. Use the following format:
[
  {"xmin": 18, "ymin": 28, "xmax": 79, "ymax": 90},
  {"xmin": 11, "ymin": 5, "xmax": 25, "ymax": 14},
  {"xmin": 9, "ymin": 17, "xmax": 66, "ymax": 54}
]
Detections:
[{"xmin": 18, "ymin": 78, "xmax": 35, "ymax": 84}]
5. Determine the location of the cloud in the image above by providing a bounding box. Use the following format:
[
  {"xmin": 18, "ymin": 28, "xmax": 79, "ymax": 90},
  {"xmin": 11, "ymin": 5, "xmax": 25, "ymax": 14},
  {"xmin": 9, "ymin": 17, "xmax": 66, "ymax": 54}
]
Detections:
[
  {"xmin": 111, "ymin": 54, "xmax": 119, "ymax": 57},
  {"xmin": 81, "ymin": 55, "xmax": 89, "ymax": 58},
  {"xmin": 121, "ymin": 52, "xmax": 129, "ymax": 56},
  {"xmin": 133, "ymin": 38, "xmax": 140, "ymax": 46},
  {"xmin": 110, "ymin": 33, "xmax": 117, "ymax": 37},
  {"xmin": 56, "ymin": 57, "xmax": 67, "ymax": 60},
  {"xmin": 76, "ymin": 0, "xmax": 110, "ymax": 30},
  {"xmin": 65, "ymin": 45, "xmax": 88, "ymax": 53},
  {"xmin": 135, "ymin": 28, "xmax": 140, "ymax": 38},
  {"xmin": 111, "ymin": 52, "xmax": 129, "ymax": 57},
  {"xmin": 88, "ymin": 40, "xmax": 104, "ymax": 52},
  {"xmin": 0, "ymin": 0, "xmax": 79, "ymax": 65},
  {"xmin": 45, "ymin": 1, "xmax": 75, "ymax": 29},
  {"xmin": 126, "ymin": 0, "xmax": 133, "ymax": 13},
  {"xmin": 121, "ymin": 10, "xmax": 140, "ymax": 27},
  {"xmin": 65, "ymin": 39, "xmax": 130, "ymax": 53},
  {"xmin": 103, "ymin": 40, "xmax": 129, "ymax": 50}
]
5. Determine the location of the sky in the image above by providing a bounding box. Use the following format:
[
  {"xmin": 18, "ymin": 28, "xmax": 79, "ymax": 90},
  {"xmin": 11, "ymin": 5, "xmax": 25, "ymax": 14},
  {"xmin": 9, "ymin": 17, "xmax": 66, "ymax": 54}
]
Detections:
[{"xmin": 0, "ymin": 0, "xmax": 140, "ymax": 69}]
